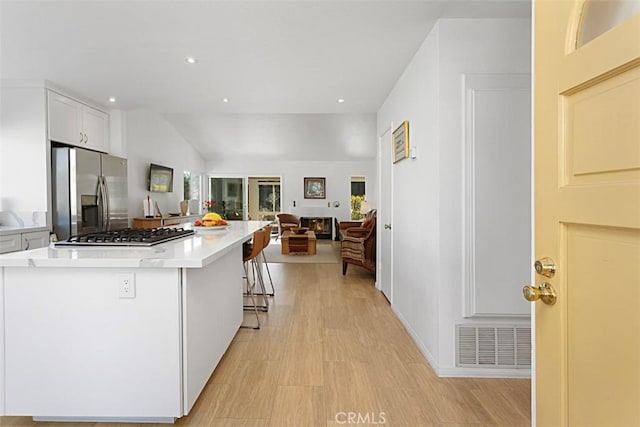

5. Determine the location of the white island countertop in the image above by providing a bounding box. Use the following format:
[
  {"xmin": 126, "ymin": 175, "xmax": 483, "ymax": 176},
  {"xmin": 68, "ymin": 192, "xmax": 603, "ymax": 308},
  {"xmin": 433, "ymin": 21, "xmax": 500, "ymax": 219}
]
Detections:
[{"xmin": 0, "ymin": 221, "xmax": 269, "ymax": 269}]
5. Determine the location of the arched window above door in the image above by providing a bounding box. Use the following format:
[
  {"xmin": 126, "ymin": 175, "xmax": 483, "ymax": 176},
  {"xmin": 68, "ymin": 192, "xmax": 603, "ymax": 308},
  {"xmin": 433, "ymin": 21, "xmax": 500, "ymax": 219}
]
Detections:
[{"xmin": 577, "ymin": 0, "xmax": 640, "ymax": 47}]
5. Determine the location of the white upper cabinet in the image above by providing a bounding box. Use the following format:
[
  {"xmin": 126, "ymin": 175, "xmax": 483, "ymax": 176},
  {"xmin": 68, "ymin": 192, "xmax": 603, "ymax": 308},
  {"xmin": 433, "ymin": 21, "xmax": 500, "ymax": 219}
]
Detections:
[
  {"xmin": 47, "ymin": 91, "xmax": 109, "ymax": 152},
  {"xmin": 81, "ymin": 104, "xmax": 109, "ymax": 152}
]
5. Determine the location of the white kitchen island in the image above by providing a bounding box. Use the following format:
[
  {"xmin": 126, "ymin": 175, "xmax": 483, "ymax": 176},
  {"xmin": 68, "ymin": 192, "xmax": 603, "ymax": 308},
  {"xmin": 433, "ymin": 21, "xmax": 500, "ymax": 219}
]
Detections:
[{"xmin": 0, "ymin": 221, "xmax": 267, "ymax": 422}]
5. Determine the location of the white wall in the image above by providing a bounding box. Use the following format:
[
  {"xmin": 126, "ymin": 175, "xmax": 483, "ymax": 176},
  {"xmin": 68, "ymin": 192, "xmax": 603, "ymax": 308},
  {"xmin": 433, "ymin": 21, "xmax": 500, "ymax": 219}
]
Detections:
[
  {"xmin": 205, "ymin": 158, "xmax": 377, "ymax": 226},
  {"xmin": 126, "ymin": 110, "xmax": 376, "ymax": 225},
  {"xmin": 165, "ymin": 113, "xmax": 378, "ymax": 162},
  {"xmin": 0, "ymin": 86, "xmax": 49, "ymax": 227},
  {"xmin": 377, "ymin": 26, "xmax": 441, "ymax": 364},
  {"xmin": 126, "ymin": 110, "xmax": 205, "ymax": 220},
  {"xmin": 378, "ymin": 18, "xmax": 531, "ymax": 376}
]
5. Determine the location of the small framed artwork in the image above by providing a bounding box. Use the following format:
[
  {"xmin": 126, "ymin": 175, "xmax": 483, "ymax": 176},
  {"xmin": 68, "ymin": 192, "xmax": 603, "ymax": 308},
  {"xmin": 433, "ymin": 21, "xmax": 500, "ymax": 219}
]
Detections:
[
  {"xmin": 393, "ymin": 121, "xmax": 409, "ymax": 163},
  {"xmin": 304, "ymin": 177, "xmax": 326, "ymax": 199}
]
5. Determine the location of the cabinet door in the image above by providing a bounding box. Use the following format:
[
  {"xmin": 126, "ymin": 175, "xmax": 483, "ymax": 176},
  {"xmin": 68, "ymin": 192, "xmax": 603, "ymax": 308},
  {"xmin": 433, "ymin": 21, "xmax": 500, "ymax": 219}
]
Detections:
[
  {"xmin": 0, "ymin": 234, "xmax": 22, "ymax": 254},
  {"xmin": 22, "ymin": 231, "xmax": 50, "ymax": 251},
  {"xmin": 48, "ymin": 92, "xmax": 82, "ymax": 146},
  {"xmin": 82, "ymin": 105, "xmax": 109, "ymax": 153}
]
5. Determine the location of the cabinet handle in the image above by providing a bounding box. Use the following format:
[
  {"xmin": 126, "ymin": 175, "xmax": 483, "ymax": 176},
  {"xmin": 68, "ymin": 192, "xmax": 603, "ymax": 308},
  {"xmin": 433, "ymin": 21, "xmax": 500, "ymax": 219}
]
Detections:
[
  {"xmin": 24, "ymin": 238, "xmax": 30, "ymax": 250},
  {"xmin": 80, "ymin": 132, "xmax": 83, "ymax": 142},
  {"xmin": 84, "ymin": 133, "xmax": 89, "ymax": 143}
]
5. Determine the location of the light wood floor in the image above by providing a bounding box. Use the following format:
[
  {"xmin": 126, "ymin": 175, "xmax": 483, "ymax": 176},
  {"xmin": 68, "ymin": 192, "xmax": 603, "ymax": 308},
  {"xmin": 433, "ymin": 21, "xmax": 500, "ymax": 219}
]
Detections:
[{"xmin": 0, "ymin": 263, "xmax": 531, "ymax": 427}]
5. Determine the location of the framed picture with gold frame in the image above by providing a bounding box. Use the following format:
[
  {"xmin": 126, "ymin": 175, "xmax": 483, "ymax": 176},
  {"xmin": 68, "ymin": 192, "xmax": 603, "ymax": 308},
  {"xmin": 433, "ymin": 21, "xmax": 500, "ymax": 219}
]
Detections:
[
  {"xmin": 392, "ymin": 121, "xmax": 409, "ymax": 163},
  {"xmin": 304, "ymin": 177, "xmax": 326, "ymax": 199}
]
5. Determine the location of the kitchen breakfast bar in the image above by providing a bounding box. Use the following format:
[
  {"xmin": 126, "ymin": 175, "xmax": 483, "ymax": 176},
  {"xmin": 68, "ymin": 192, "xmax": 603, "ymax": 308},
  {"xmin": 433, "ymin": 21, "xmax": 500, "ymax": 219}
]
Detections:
[{"xmin": 0, "ymin": 221, "xmax": 268, "ymax": 422}]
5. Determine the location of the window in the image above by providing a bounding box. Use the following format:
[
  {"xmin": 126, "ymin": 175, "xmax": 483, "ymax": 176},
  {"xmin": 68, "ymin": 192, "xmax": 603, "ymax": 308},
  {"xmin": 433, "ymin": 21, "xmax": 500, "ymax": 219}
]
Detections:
[
  {"xmin": 258, "ymin": 181, "xmax": 280, "ymax": 214},
  {"xmin": 209, "ymin": 177, "xmax": 244, "ymax": 220},
  {"xmin": 248, "ymin": 177, "xmax": 281, "ymax": 222},
  {"xmin": 183, "ymin": 171, "xmax": 202, "ymax": 214},
  {"xmin": 350, "ymin": 176, "xmax": 366, "ymax": 220},
  {"xmin": 578, "ymin": 0, "xmax": 640, "ymax": 47}
]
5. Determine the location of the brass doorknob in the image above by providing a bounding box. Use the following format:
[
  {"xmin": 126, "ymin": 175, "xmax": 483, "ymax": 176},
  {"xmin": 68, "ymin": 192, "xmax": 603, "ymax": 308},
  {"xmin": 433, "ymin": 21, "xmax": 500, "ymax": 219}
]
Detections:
[{"xmin": 523, "ymin": 282, "xmax": 557, "ymax": 305}]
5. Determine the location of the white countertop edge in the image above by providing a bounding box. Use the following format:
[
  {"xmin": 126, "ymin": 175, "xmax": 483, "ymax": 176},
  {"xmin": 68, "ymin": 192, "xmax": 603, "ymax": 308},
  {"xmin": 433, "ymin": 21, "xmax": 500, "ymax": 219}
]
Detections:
[
  {"xmin": 0, "ymin": 221, "xmax": 269, "ymax": 269},
  {"xmin": 0, "ymin": 225, "xmax": 50, "ymax": 236}
]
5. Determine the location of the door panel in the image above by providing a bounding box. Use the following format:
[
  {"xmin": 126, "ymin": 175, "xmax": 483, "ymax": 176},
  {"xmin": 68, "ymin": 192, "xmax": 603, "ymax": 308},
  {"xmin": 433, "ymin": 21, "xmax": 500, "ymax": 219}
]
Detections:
[
  {"xmin": 565, "ymin": 225, "xmax": 640, "ymax": 426},
  {"xmin": 48, "ymin": 92, "xmax": 80, "ymax": 146},
  {"xmin": 563, "ymin": 67, "xmax": 640, "ymax": 181},
  {"xmin": 74, "ymin": 148, "xmax": 101, "ymax": 235},
  {"xmin": 534, "ymin": 2, "xmax": 640, "ymax": 425},
  {"xmin": 379, "ymin": 127, "xmax": 392, "ymax": 301},
  {"xmin": 82, "ymin": 106, "xmax": 108, "ymax": 153},
  {"xmin": 101, "ymin": 154, "xmax": 129, "ymax": 231}
]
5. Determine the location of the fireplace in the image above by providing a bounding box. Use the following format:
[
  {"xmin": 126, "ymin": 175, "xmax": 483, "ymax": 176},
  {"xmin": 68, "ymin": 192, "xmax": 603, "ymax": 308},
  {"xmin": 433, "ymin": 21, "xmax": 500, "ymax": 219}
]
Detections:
[{"xmin": 300, "ymin": 216, "xmax": 333, "ymax": 240}]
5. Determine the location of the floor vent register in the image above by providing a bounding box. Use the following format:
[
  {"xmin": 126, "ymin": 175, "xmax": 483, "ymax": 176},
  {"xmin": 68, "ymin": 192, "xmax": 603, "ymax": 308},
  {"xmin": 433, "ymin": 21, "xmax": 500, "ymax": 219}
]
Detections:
[{"xmin": 455, "ymin": 324, "xmax": 531, "ymax": 368}]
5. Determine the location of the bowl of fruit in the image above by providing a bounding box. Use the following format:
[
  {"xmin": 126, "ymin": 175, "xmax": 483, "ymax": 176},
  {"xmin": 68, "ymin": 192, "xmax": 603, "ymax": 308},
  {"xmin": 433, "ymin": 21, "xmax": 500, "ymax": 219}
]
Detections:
[{"xmin": 193, "ymin": 213, "xmax": 229, "ymax": 231}]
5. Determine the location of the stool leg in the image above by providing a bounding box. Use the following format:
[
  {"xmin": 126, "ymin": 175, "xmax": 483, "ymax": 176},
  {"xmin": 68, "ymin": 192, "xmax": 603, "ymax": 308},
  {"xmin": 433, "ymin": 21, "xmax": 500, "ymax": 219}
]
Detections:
[
  {"xmin": 241, "ymin": 261, "xmax": 260, "ymax": 329},
  {"xmin": 261, "ymin": 251, "xmax": 275, "ymax": 296},
  {"xmin": 252, "ymin": 257, "xmax": 269, "ymax": 312}
]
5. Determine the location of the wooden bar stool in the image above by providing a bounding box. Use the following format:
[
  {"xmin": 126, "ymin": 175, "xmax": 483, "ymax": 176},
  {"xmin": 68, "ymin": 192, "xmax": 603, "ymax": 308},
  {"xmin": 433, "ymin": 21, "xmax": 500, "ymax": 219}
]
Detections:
[{"xmin": 241, "ymin": 229, "xmax": 267, "ymax": 329}]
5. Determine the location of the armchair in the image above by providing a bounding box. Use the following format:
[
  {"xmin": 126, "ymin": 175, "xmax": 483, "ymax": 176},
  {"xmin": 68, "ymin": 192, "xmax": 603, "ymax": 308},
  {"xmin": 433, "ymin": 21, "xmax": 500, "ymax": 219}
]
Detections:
[
  {"xmin": 276, "ymin": 213, "xmax": 300, "ymax": 239},
  {"xmin": 339, "ymin": 210, "xmax": 376, "ymax": 275}
]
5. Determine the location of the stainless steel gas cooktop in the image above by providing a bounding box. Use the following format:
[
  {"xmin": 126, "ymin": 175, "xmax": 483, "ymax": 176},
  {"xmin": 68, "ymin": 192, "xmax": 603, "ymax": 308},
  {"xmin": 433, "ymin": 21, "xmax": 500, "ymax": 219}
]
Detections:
[{"xmin": 55, "ymin": 227, "xmax": 194, "ymax": 247}]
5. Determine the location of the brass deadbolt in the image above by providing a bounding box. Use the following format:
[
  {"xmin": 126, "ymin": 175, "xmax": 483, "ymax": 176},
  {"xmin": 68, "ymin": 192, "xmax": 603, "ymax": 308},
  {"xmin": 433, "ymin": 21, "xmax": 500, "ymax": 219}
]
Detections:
[{"xmin": 534, "ymin": 257, "xmax": 556, "ymax": 278}]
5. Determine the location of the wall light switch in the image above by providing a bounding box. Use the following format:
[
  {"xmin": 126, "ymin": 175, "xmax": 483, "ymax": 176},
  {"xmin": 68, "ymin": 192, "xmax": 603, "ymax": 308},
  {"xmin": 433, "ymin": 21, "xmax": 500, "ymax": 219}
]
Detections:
[{"xmin": 410, "ymin": 146, "xmax": 417, "ymax": 159}]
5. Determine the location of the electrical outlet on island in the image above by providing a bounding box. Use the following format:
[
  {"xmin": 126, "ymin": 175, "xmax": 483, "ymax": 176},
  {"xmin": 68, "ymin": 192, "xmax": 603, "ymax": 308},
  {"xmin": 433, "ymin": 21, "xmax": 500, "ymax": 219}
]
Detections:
[{"xmin": 118, "ymin": 273, "xmax": 136, "ymax": 298}]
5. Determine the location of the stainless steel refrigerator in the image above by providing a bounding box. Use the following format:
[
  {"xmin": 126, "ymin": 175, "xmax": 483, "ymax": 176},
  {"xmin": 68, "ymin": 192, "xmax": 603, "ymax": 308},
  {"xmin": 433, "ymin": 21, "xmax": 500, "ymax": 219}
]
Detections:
[{"xmin": 52, "ymin": 146, "xmax": 128, "ymax": 240}]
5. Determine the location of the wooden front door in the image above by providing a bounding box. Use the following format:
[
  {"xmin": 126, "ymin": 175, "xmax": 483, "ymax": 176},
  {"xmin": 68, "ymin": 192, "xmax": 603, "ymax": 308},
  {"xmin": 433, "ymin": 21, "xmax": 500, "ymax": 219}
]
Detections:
[{"xmin": 533, "ymin": 1, "xmax": 640, "ymax": 425}]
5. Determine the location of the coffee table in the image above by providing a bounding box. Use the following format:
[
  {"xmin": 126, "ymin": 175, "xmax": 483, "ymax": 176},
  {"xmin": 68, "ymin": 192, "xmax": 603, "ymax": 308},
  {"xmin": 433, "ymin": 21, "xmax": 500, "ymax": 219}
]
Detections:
[{"xmin": 281, "ymin": 230, "xmax": 317, "ymax": 255}]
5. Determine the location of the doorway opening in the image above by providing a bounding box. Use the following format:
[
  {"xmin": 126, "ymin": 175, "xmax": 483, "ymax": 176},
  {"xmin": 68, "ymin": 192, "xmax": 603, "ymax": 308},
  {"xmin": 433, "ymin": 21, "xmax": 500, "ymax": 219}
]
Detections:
[
  {"xmin": 248, "ymin": 177, "xmax": 282, "ymax": 232},
  {"xmin": 350, "ymin": 175, "xmax": 366, "ymax": 220}
]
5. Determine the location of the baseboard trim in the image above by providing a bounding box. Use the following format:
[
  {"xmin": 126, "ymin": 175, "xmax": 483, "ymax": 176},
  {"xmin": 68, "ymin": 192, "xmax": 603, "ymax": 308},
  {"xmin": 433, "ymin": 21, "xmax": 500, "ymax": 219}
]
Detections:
[
  {"xmin": 33, "ymin": 416, "xmax": 175, "ymax": 424},
  {"xmin": 391, "ymin": 306, "xmax": 532, "ymax": 379},
  {"xmin": 438, "ymin": 367, "xmax": 531, "ymax": 379},
  {"xmin": 391, "ymin": 305, "xmax": 440, "ymax": 372}
]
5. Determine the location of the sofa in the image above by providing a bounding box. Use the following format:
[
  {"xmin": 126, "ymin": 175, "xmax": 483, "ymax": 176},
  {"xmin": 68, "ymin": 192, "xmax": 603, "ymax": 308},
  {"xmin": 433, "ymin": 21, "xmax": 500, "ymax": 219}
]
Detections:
[{"xmin": 337, "ymin": 209, "xmax": 376, "ymax": 275}]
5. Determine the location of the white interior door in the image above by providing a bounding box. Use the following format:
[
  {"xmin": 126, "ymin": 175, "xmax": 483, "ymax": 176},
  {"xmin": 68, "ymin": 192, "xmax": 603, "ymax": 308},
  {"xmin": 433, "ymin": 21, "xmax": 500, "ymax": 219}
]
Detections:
[{"xmin": 379, "ymin": 126, "xmax": 393, "ymax": 302}]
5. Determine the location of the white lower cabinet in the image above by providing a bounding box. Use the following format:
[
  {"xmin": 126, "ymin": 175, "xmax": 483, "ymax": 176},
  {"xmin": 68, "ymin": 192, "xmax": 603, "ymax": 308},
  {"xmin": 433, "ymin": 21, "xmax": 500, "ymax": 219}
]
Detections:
[
  {"xmin": 0, "ymin": 230, "xmax": 49, "ymax": 254},
  {"xmin": 0, "ymin": 235, "xmax": 21, "ymax": 254},
  {"xmin": 22, "ymin": 231, "xmax": 49, "ymax": 251}
]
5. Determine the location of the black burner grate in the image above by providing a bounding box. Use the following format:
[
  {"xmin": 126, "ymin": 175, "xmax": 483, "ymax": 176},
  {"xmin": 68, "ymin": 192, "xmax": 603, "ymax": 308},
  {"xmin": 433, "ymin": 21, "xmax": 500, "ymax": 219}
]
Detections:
[{"xmin": 56, "ymin": 227, "xmax": 195, "ymax": 247}]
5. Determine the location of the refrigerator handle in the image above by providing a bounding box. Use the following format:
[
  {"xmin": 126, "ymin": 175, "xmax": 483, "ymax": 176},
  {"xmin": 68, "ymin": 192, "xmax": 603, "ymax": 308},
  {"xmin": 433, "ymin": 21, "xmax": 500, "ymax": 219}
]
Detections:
[
  {"xmin": 97, "ymin": 176, "xmax": 107, "ymax": 231},
  {"xmin": 102, "ymin": 176, "xmax": 111, "ymax": 230},
  {"xmin": 95, "ymin": 176, "xmax": 104, "ymax": 231}
]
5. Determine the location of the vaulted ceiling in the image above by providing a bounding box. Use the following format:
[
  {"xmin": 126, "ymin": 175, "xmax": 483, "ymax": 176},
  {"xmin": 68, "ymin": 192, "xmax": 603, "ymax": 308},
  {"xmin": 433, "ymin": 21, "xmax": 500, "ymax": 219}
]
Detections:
[{"xmin": 1, "ymin": 1, "xmax": 530, "ymax": 160}]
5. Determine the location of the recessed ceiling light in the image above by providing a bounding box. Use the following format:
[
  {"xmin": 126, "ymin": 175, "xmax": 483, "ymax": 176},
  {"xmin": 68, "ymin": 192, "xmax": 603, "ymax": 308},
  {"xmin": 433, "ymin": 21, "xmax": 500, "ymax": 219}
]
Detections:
[
  {"xmin": 186, "ymin": 57, "xmax": 197, "ymax": 64},
  {"xmin": 108, "ymin": 97, "xmax": 116, "ymax": 103},
  {"xmin": 337, "ymin": 98, "xmax": 345, "ymax": 103},
  {"xmin": 222, "ymin": 98, "xmax": 229, "ymax": 103}
]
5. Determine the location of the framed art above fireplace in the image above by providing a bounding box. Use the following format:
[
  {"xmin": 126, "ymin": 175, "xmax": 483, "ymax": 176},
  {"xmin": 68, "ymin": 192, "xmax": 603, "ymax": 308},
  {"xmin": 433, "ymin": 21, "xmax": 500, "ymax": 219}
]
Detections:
[{"xmin": 304, "ymin": 177, "xmax": 326, "ymax": 199}]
